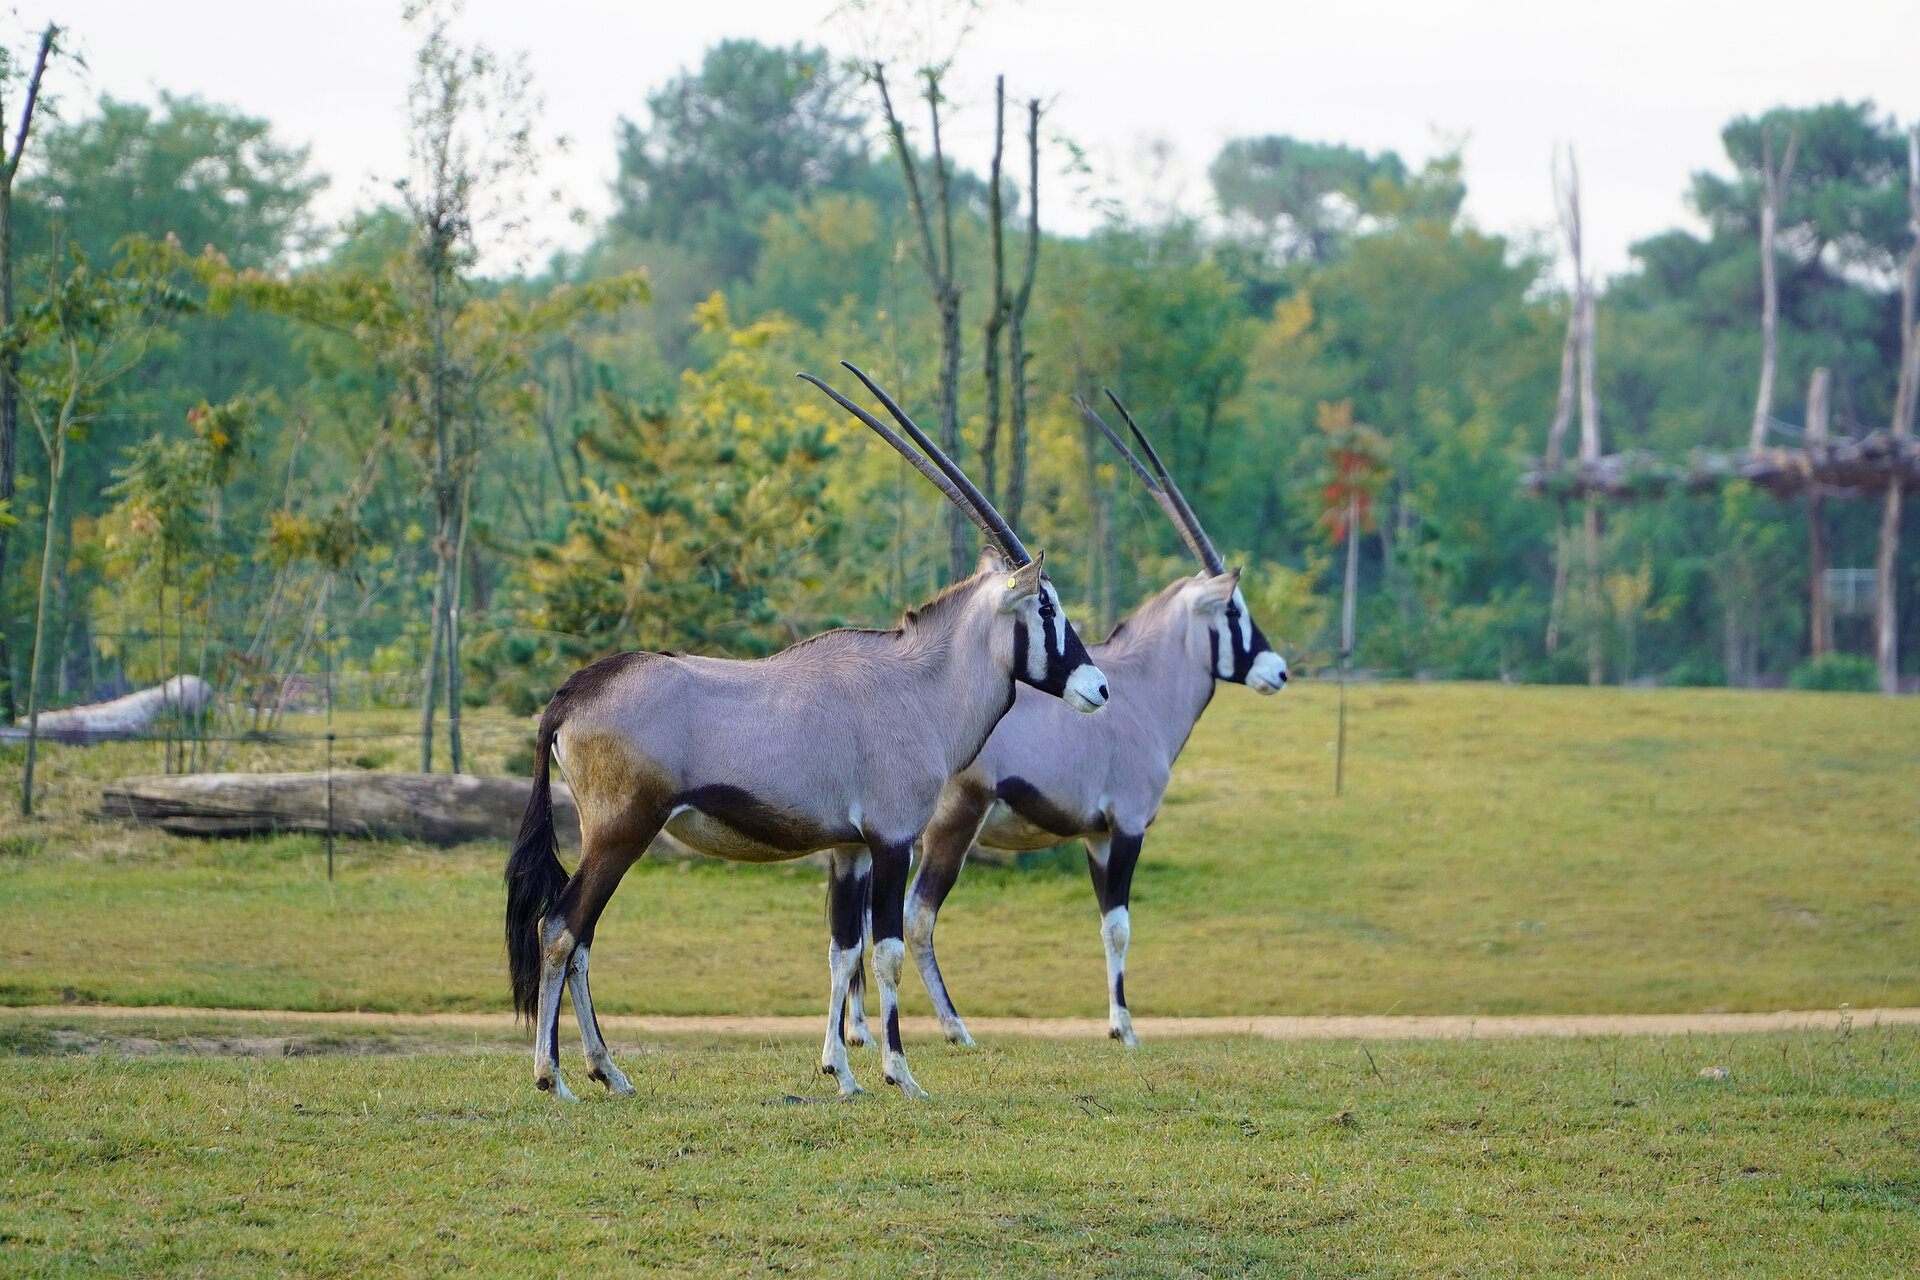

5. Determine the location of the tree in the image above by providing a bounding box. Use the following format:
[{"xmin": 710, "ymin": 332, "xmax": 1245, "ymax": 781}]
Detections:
[
  {"xmin": 872, "ymin": 61, "xmax": 968, "ymax": 583},
  {"xmin": 17, "ymin": 237, "xmax": 195, "ymax": 813},
  {"xmin": 517, "ymin": 296, "xmax": 837, "ymax": 697},
  {"xmin": 612, "ymin": 41, "xmax": 873, "ymax": 282},
  {"xmin": 0, "ymin": 24, "xmax": 58, "ymax": 720},
  {"xmin": 1316, "ymin": 398, "xmax": 1389, "ymax": 794}
]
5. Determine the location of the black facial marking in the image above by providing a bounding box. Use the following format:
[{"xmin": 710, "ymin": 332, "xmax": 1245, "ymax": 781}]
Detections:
[
  {"xmin": 675, "ymin": 783, "xmax": 853, "ymax": 852},
  {"xmin": 997, "ymin": 776, "xmax": 1096, "ymax": 838},
  {"xmin": 1013, "ymin": 582, "xmax": 1098, "ymax": 698}
]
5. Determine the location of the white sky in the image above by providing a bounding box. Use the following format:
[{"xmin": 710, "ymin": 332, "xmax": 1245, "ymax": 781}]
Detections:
[{"xmin": 24, "ymin": 0, "xmax": 1920, "ymax": 282}]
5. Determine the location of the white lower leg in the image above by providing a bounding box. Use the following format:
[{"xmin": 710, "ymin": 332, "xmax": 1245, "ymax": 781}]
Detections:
[
  {"xmin": 821, "ymin": 940, "xmax": 865, "ymax": 1096},
  {"xmin": 534, "ymin": 922, "xmax": 580, "ymax": 1100},
  {"xmin": 906, "ymin": 898, "xmax": 972, "ymax": 1046},
  {"xmin": 567, "ymin": 946, "xmax": 633, "ymax": 1095},
  {"xmin": 845, "ymin": 966, "xmax": 873, "ymax": 1048},
  {"xmin": 873, "ymin": 938, "xmax": 927, "ymax": 1099},
  {"xmin": 1101, "ymin": 907, "xmax": 1138, "ymax": 1047}
]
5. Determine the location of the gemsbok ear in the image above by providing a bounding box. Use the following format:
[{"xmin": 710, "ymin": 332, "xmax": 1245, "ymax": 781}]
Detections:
[
  {"xmin": 997, "ymin": 552, "xmax": 1046, "ymax": 611},
  {"xmin": 975, "ymin": 544, "xmax": 1011, "ymax": 576},
  {"xmin": 1189, "ymin": 567, "xmax": 1242, "ymax": 613}
]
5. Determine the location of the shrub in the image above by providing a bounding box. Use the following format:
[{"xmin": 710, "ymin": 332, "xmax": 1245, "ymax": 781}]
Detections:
[{"xmin": 1787, "ymin": 653, "xmax": 1878, "ymax": 692}]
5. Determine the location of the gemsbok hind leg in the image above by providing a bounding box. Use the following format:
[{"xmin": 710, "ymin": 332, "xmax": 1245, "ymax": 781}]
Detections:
[
  {"xmin": 844, "ymin": 882, "xmax": 874, "ymax": 1048},
  {"xmin": 822, "ymin": 847, "xmax": 871, "ymax": 1096},
  {"xmin": 1086, "ymin": 830, "xmax": 1145, "ymax": 1047},
  {"xmin": 868, "ymin": 835, "xmax": 928, "ymax": 1099},
  {"xmin": 567, "ymin": 945, "xmax": 634, "ymax": 1095},
  {"xmin": 905, "ymin": 786, "xmax": 992, "ymax": 1045},
  {"xmin": 535, "ymin": 828, "xmax": 655, "ymax": 1099}
]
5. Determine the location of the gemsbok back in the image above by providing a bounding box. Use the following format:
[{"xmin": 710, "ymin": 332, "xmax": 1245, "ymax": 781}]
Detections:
[
  {"xmin": 878, "ymin": 392, "xmax": 1286, "ymax": 1049},
  {"xmin": 505, "ymin": 363, "xmax": 1108, "ymax": 1101}
]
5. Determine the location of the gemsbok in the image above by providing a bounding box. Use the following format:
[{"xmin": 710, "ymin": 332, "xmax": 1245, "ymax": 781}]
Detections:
[
  {"xmin": 505, "ymin": 364, "xmax": 1109, "ymax": 1101},
  {"xmin": 854, "ymin": 392, "xmax": 1286, "ymax": 1049}
]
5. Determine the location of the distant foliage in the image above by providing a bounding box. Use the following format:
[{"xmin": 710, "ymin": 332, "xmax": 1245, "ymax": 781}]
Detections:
[{"xmin": 1787, "ymin": 653, "xmax": 1879, "ymax": 692}]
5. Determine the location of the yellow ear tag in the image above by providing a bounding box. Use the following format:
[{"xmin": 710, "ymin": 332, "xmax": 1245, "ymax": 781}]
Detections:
[{"xmin": 1007, "ymin": 576, "xmax": 1020, "ymax": 590}]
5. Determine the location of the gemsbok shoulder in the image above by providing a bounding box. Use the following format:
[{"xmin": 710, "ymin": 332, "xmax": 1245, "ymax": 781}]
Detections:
[
  {"xmin": 505, "ymin": 363, "xmax": 1108, "ymax": 1101},
  {"xmin": 875, "ymin": 392, "xmax": 1286, "ymax": 1049}
]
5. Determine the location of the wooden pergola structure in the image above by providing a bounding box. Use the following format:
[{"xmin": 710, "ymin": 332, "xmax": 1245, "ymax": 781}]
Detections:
[{"xmin": 1525, "ymin": 133, "xmax": 1918, "ymax": 693}]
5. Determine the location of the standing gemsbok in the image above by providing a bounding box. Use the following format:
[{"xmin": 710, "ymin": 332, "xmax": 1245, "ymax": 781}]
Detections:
[
  {"xmin": 505, "ymin": 363, "xmax": 1108, "ymax": 1101},
  {"xmin": 878, "ymin": 392, "xmax": 1287, "ymax": 1048}
]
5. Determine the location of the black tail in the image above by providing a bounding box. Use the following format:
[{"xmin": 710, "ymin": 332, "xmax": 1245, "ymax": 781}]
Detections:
[{"xmin": 506, "ymin": 689, "xmax": 572, "ymax": 1020}]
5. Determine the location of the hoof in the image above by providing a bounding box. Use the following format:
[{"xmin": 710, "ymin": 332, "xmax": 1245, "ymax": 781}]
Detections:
[
  {"xmin": 822, "ymin": 1063, "xmax": 865, "ymax": 1097},
  {"xmin": 943, "ymin": 1024, "xmax": 977, "ymax": 1048},
  {"xmin": 1109, "ymin": 1026, "xmax": 1141, "ymax": 1048},
  {"xmin": 846, "ymin": 1028, "xmax": 873, "ymax": 1049},
  {"xmin": 886, "ymin": 1074, "xmax": 931, "ymax": 1101},
  {"xmin": 538, "ymin": 1074, "xmax": 581, "ymax": 1102},
  {"xmin": 589, "ymin": 1067, "xmax": 636, "ymax": 1097}
]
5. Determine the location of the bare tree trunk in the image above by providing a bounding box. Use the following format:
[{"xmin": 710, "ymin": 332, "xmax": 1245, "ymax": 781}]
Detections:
[
  {"xmin": 445, "ymin": 472, "xmax": 473, "ymax": 773},
  {"xmin": 1806, "ymin": 367, "xmax": 1832, "ymax": 658},
  {"xmin": 1005, "ymin": 98, "xmax": 1042, "ymax": 537},
  {"xmin": 418, "ymin": 547, "xmax": 446, "ymax": 773},
  {"xmin": 872, "ymin": 64, "xmax": 967, "ymax": 582},
  {"xmin": 1546, "ymin": 147, "xmax": 1583, "ymax": 471},
  {"xmin": 1584, "ymin": 501, "xmax": 1604, "ymax": 686},
  {"xmin": 1545, "ymin": 149, "xmax": 1584, "ymax": 659},
  {"xmin": 0, "ymin": 26, "xmax": 56, "ymax": 724},
  {"xmin": 1751, "ymin": 129, "xmax": 1798, "ymax": 451},
  {"xmin": 1877, "ymin": 129, "xmax": 1920, "ymax": 695},
  {"xmin": 980, "ymin": 76, "xmax": 1007, "ymax": 509},
  {"xmin": 1545, "ymin": 514, "xmax": 1571, "ymax": 654},
  {"xmin": 1574, "ymin": 164, "xmax": 1603, "ymax": 684},
  {"xmin": 20, "ymin": 427, "xmax": 64, "ymax": 815}
]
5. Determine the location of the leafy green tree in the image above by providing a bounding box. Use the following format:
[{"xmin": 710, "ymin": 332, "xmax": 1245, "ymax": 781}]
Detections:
[
  {"xmin": 511, "ymin": 297, "xmax": 837, "ymax": 705},
  {"xmin": 612, "ymin": 41, "xmax": 876, "ymax": 282},
  {"xmin": 16, "ymin": 237, "xmax": 195, "ymax": 812}
]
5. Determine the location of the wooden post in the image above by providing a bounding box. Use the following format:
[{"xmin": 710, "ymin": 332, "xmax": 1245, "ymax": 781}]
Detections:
[
  {"xmin": 1336, "ymin": 489, "xmax": 1358, "ymax": 797},
  {"xmin": 1751, "ymin": 128, "xmax": 1798, "ymax": 451},
  {"xmin": 1878, "ymin": 128, "xmax": 1919, "ymax": 695},
  {"xmin": 1805, "ymin": 367, "xmax": 1832, "ymax": 658}
]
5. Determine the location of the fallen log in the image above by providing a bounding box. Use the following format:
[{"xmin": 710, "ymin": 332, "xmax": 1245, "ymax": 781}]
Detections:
[
  {"xmin": 99, "ymin": 771, "xmax": 700, "ymax": 862},
  {"xmin": 3, "ymin": 676, "xmax": 214, "ymax": 743}
]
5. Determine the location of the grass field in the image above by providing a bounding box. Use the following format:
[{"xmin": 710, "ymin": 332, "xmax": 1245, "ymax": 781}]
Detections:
[
  {"xmin": 1, "ymin": 683, "xmax": 1914, "ymax": 1019},
  {"xmin": 2, "ymin": 684, "xmax": 1917, "ymax": 1276},
  {"xmin": 1, "ymin": 1013, "xmax": 1916, "ymax": 1277}
]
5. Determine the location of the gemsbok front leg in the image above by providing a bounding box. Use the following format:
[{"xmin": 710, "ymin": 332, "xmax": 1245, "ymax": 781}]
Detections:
[
  {"xmin": 822, "ymin": 848, "xmax": 872, "ymax": 1096},
  {"xmin": 905, "ymin": 784, "xmax": 994, "ymax": 1045},
  {"xmin": 867, "ymin": 834, "xmax": 928, "ymax": 1098},
  {"xmin": 1086, "ymin": 830, "xmax": 1145, "ymax": 1047}
]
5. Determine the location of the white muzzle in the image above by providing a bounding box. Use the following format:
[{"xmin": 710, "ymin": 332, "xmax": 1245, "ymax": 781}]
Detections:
[
  {"xmin": 1063, "ymin": 663, "xmax": 1109, "ymax": 713},
  {"xmin": 1246, "ymin": 650, "xmax": 1288, "ymax": 694}
]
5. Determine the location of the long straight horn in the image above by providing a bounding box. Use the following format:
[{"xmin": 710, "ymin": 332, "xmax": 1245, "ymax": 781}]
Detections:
[
  {"xmin": 841, "ymin": 361, "xmax": 1032, "ymax": 566},
  {"xmin": 799, "ymin": 371, "xmax": 1021, "ymax": 560},
  {"xmin": 1098, "ymin": 391, "xmax": 1225, "ymax": 575},
  {"xmin": 1074, "ymin": 394, "xmax": 1209, "ymax": 564}
]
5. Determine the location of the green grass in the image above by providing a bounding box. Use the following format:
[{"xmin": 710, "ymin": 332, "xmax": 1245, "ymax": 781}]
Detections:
[
  {"xmin": 1, "ymin": 684, "xmax": 1914, "ymax": 1018},
  {"xmin": 0, "ymin": 1014, "xmax": 1915, "ymax": 1277}
]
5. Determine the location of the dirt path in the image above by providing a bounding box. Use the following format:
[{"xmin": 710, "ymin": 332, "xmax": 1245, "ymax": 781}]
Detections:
[{"xmin": 11, "ymin": 1004, "xmax": 1913, "ymax": 1041}]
